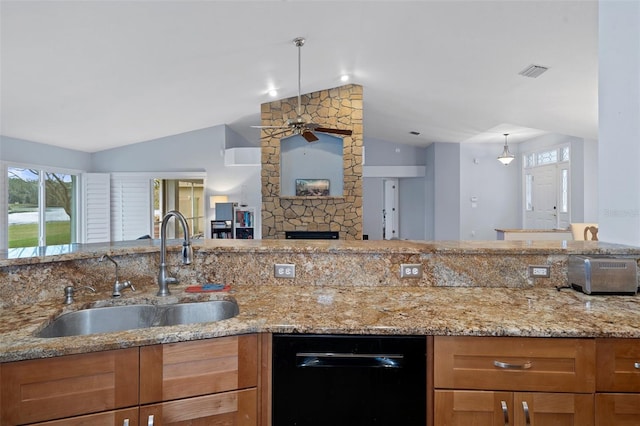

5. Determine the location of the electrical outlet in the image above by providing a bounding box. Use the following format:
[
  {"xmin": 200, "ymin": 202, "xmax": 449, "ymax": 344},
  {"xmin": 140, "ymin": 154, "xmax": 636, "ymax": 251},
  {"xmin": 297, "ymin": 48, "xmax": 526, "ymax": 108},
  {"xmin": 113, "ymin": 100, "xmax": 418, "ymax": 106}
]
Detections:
[
  {"xmin": 400, "ymin": 264, "xmax": 423, "ymax": 278},
  {"xmin": 274, "ymin": 264, "xmax": 296, "ymax": 278},
  {"xmin": 528, "ymin": 265, "xmax": 550, "ymax": 278}
]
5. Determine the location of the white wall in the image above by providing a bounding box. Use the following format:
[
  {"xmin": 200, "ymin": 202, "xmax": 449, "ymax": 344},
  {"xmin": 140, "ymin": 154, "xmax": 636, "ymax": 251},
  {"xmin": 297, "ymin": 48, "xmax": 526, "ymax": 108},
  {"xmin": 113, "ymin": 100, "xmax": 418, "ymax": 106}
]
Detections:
[
  {"xmin": 90, "ymin": 125, "xmax": 262, "ymax": 227},
  {"xmin": 459, "ymin": 143, "xmax": 520, "ymax": 240},
  {"xmin": 598, "ymin": 0, "xmax": 640, "ymax": 245}
]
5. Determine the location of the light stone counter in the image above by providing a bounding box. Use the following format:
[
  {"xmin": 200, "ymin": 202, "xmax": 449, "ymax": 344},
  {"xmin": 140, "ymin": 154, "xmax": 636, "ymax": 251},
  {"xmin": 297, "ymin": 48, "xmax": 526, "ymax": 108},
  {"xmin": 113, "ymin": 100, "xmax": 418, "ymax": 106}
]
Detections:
[
  {"xmin": 1, "ymin": 281, "xmax": 640, "ymax": 363},
  {"xmin": 1, "ymin": 239, "xmax": 639, "ymax": 362}
]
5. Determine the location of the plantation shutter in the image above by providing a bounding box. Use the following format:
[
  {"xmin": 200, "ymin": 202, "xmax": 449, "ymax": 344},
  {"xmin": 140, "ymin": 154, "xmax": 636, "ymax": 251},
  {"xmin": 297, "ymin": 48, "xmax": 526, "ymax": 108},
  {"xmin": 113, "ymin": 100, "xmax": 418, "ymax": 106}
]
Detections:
[
  {"xmin": 81, "ymin": 173, "xmax": 111, "ymax": 243},
  {"xmin": 110, "ymin": 174, "xmax": 152, "ymax": 241}
]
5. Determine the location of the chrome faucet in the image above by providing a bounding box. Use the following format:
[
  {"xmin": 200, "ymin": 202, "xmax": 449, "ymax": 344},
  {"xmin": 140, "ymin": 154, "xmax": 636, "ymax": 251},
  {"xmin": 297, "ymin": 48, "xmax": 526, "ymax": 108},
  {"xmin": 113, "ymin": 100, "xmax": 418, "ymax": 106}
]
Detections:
[
  {"xmin": 157, "ymin": 210, "xmax": 193, "ymax": 296},
  {"xmin": 99, "ymin": 254, "xmax": 135, "ymax": 297}
]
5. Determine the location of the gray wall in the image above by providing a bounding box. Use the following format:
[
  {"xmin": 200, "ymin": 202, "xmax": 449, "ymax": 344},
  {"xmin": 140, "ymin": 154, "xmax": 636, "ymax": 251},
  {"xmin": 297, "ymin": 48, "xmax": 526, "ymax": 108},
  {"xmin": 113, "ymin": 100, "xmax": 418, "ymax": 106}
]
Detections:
[
  {"xmin": 91, "ymin": 125, "xmax": 262, "ymax": 223},
  {"xmin": 1, "ymin": 135, "xmax": 92, "ymax": 171},
  {"xmin": 459, "ymin": 142, "xmax": 520, "ymax": 240},
  {"xmin": 362, "ymin": 137, "xmax": 427, "ymax": 240},
  {"xmin": 433, "ymin": 142, "xmax": 461, "ymax": 240},
  {"xmin": 280, "ymin": 134, "xmax": 343, "ymax": 196}
]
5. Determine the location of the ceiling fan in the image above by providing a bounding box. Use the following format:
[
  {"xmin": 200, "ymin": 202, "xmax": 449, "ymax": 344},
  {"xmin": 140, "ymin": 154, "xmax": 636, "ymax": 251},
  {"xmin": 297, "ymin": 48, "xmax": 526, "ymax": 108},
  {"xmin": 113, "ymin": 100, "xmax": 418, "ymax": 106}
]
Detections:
[{"xmin": 253, "ymin": 37, "xmax": 353, "ymax": 143}]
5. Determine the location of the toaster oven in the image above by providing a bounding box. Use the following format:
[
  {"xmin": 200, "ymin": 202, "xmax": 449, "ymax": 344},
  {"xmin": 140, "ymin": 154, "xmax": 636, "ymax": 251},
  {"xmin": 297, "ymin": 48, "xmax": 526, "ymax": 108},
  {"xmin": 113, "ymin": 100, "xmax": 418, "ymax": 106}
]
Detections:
[{"xmin": 568, "ymin": 255, "xmax": 638, "ymax": 295}]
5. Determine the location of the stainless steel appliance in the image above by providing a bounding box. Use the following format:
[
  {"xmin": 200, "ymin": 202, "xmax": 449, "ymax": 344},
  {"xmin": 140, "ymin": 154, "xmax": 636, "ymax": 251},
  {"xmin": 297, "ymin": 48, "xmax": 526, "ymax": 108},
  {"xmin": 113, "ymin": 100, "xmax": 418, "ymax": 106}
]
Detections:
[
  {"xmin": 272, "ymin": 334, "xmax": 426, "ymax": 426},
  {"xmin": 568, "ymin": 255, "xmax": 638, "ymax": 295}
]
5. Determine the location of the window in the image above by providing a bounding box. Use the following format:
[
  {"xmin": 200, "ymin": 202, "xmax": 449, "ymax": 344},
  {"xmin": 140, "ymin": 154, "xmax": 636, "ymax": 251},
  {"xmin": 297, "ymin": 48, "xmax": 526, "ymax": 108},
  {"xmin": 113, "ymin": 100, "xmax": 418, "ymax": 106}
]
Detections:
[
  {"xmin": 7, "ymin": 167, "xmax": 77, "ymax": 248},
  {"xmin": 560, "ymin": 169, "xmax": 569, "ymax": 213},
  {"xmin": 536, "ymin": 149, "xmax": 558, "ymax": 165},
  {"xmin": 525, "ymin": 174, "xmax": 534, "ymax": 211}
]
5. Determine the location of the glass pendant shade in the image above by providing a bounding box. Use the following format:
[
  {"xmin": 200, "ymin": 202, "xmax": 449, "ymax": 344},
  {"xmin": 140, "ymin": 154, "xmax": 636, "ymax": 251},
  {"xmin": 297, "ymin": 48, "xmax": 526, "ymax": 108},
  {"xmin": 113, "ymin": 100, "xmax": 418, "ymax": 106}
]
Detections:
[{"xmin": 497, "ymin": 134, "xmax": 515, "ymax": 165}]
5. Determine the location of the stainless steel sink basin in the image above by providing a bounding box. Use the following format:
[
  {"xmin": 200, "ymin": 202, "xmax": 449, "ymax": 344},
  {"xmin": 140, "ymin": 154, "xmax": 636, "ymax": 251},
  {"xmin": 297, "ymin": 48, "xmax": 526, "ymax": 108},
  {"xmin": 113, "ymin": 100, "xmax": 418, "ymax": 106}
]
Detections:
[{"xmin": 36, "ymin": 300, "xmax": 239, "ymax": 338}]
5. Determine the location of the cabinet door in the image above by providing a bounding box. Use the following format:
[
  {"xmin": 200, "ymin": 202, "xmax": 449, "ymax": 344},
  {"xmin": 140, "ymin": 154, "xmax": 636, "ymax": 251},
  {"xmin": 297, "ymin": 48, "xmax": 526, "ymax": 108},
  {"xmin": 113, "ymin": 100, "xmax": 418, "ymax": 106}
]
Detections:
[
  {"xmin": 434, "ymin": 390, "xmax": 511, "ymax": 426},
  {"xmin": 1, "ymin": 348, "xmax": 139, "ymax": 425},
  {"xmin": 513, "ymin": 393, "xmax": 593, "ymax": 426},
  {"xmin": 140, "ymin": 334, "xmax": 258, "ymax": 404},
  {"xmin": 139, "ymin": 388, "xmax": 256, "ymax": 426},
  {"xmin": 596, "ymin": 338, "xmax": 640, "ymax": 392},
  {"xmin": 31, "ymin": 407, "xmax": 138, "ymax": 426},
  {"xmin": 595, "ymin": 394, "xmax": 640, "ymax": 425}
]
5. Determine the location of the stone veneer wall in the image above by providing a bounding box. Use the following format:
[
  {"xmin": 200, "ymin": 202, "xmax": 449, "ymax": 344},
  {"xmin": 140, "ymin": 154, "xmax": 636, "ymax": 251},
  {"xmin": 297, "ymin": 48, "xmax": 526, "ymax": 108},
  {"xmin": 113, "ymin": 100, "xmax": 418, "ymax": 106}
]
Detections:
[{"xmin": 261, "ymin": 84, "xmax": 363, "ymax": 239}]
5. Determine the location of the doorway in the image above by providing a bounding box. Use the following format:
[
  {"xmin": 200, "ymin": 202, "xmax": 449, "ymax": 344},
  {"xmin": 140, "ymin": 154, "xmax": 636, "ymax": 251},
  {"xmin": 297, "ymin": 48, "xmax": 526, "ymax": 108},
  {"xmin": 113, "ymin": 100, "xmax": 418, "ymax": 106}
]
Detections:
[
  {"xmin": 524, "ymin": 164, "xmax": 570, "ymax": 229},
  {"xmin": 383, "ymin": 179, "xmax": 399, "ymax": 239}
]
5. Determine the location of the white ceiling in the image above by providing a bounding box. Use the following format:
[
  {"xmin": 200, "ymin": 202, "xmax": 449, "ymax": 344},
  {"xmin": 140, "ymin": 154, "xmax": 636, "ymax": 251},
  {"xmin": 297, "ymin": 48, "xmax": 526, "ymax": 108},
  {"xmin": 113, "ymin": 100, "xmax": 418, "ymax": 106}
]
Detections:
[{"xmin": 0, "ymin": 0, "xmax": 598, "ymax": 153}]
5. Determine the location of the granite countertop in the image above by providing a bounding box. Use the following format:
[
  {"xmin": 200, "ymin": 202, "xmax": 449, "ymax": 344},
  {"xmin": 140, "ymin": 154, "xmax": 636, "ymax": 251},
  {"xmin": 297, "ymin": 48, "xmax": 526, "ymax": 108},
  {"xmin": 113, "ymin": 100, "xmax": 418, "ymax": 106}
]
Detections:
[
  {"xmin": 1, "ymin": 281, "xmax": 639, "ymax": 363},
  {"xmin": 2, "ymin": 239, "xmax": 638, "ymax": 268},
  {"xmin": 495, "ymin": 228, "xmax": 573, "ymax": 233}
]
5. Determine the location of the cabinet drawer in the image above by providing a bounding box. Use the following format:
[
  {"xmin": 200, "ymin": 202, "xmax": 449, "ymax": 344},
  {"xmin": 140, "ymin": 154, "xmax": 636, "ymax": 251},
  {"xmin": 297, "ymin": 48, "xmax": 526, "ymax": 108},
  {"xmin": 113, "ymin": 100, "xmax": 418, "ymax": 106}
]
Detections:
[
  {"xmin": 1, "ymin": 348, "xmax": 139, "ymax": 425},
  {"xmin": 140, "ymin": 388, "xmax": 256, "ymax": 426},
  {"xmin": 596, "ymin": 338, "xmax": 640, "ymax": 392},
  {"xmin": 595, "ymin": 393, "xmax": 640, "ymax": 425},
  {"xmin": 434, "ymin": 336, "xmax": 595, "ymax": 393},
  {"xmin": 30, "ymin": 407, "xmax": 138, "ymax": 426},
  {"xmin": 140, "ymin": 334, "xmax": 258, "ymax": 404}
]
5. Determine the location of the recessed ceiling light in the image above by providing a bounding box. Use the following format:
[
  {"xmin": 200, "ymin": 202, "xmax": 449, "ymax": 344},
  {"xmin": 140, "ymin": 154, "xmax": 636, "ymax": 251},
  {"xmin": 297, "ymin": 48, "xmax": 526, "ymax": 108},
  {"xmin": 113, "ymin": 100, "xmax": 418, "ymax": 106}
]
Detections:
[
  {"xmin": 340, "ymin": 74, "xmax": 350, "ymax": 82},
  {"xmin": 268, "ymin": 89, "xmax": 278, "ymax": 97}
]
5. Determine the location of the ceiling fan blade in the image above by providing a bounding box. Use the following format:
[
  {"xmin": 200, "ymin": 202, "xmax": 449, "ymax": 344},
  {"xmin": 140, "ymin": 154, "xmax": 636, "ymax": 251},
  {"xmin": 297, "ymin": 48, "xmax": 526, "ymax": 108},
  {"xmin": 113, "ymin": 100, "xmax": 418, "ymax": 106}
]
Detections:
[
  {"xmin": 251, "ymin": 125, "xmax": 289, "ymax": 129},
  {"xmin": 302, "ymin": 130, "xmax": 319, "ymax": 142},
  {"xmin": 314, "ymin": 127, "xmax": 353, "ymax": 136},
  {"xmin": 261, "ymin": 129, "xmax": 292, "ymax": 139}
]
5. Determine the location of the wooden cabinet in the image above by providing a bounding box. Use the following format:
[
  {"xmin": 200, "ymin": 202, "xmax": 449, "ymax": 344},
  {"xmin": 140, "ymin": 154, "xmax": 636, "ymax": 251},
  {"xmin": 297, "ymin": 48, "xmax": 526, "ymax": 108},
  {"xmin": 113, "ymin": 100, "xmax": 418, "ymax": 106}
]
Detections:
[
  {"xmin": 138, "ymin": 334, "xmax": 258, "ymax": 425},
  {"xmin": 595, "ymin": 339, "xmax": 640, "ymax": 425},
  {"xmin": 435, "ymin": 390, "xmax": 593, "ymax": 426},
  {"xmin": 0, "ymin": 348, "xmax": 139, "ymax": 425},
  {"xmin": 434, "ymin": 336, "xmax": 596, "ymax": 426},
  {"xmin": 140, "ymin": 388, "xmax": 256, "ymax": 425},
  {"xmin": 0, "ymin": 334, "xmax": 259, "ymax": 426}
]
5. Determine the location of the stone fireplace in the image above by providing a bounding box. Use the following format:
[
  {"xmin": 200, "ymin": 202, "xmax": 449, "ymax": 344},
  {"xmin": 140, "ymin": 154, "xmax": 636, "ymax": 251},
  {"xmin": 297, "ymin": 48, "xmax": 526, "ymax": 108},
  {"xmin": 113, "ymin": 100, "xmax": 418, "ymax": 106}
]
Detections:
[{"xmin": 261, "ymin": 84, "xmax": 363, "ymax": 239}]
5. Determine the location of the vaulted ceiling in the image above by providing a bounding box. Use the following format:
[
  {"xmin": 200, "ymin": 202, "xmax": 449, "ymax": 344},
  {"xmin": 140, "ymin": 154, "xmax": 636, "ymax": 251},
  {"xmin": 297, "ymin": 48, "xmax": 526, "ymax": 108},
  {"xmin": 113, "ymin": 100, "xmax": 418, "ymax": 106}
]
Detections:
[{"xmin": 0, "ymin": 1, "xmax": 598, "ymax": 153}]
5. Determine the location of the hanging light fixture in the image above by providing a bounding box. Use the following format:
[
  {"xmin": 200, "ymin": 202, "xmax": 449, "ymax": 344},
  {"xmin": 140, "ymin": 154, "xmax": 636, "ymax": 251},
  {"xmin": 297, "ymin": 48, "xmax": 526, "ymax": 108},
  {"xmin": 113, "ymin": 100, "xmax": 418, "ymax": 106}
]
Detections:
[{"xmin": 497, "ymin": 133, "xmax": 515, "ymax": 165}]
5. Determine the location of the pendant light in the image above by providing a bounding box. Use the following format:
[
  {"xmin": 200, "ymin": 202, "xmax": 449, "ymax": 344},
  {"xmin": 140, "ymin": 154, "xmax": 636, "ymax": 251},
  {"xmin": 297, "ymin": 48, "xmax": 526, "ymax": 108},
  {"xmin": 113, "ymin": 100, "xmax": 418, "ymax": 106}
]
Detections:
[{"xmin": 497, "ymin": 133, "xmax": 515, "ymax": 165}]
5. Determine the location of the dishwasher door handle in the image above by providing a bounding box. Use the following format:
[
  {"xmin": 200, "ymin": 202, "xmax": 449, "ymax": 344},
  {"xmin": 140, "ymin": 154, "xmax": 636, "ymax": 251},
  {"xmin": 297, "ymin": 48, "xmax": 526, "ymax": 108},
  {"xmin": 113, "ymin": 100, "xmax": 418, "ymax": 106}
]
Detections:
[{"xmin": 296, "ymin": 352, "xmax": 404, "ymax": 368}]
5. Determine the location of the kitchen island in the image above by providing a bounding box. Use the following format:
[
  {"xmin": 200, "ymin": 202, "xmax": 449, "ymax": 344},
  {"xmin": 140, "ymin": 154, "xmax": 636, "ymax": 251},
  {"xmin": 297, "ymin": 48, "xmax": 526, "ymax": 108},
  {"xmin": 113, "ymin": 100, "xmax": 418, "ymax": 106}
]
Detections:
[
  {"xmin": 1, "ymin": 239, "xmax": 640, "ymax": 425},
  {"xmin": 0, "ymin": 238, "xmax": 639, "ymax": 361}
]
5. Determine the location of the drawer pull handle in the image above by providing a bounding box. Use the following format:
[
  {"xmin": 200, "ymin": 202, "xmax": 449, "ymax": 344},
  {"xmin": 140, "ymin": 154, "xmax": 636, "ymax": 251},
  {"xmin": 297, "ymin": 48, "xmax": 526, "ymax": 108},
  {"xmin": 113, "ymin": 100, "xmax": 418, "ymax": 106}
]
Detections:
[
  {"xmin": 501, "ymin": 400, "xmax": 509, "ymax": 426},
  {"xmin": 522, "ymin": 401, "xmax": 531, "ymax": 426},
  {"xmin": 494, "ymin": 360, "xmax": 532, "ymax": 370},
  {"xmin": 147, "ymin": 415, "xmax": 154, "ymax": 426},
  {"xmin": 635, "ymin": 362, "xmax": 640, "ymax": 369}
]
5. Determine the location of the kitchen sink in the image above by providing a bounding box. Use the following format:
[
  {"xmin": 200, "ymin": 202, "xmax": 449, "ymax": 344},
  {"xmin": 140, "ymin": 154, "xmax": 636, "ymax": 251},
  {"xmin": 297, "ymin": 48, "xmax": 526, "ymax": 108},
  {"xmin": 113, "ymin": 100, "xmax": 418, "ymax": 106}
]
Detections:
[{"xmin": 36, "ymin": 300, "xmax": 239, "ymax": 338}]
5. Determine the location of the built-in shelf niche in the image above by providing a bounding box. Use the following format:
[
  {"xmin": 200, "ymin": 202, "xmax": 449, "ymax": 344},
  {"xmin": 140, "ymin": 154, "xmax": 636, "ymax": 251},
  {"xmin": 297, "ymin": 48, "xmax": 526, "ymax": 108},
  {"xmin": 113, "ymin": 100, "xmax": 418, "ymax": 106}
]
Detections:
[{"xmin": 279, "ymin": 133, "xmax": 344, "ymax": 197}]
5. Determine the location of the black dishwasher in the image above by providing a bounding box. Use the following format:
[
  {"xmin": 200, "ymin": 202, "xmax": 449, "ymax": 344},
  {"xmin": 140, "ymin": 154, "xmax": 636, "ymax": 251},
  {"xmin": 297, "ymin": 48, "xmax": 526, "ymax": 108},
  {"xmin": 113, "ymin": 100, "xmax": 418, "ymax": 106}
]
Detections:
[{"xmin": 272, "ymin": 334, "xmax": 426, "ymax": 426}]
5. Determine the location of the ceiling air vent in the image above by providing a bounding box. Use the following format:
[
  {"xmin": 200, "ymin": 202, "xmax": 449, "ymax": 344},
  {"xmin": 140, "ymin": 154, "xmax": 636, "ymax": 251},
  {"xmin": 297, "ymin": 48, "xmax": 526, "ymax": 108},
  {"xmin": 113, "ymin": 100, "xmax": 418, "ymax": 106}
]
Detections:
[{"xmin": 519, "ymin": 64, "xmax": 549, "ymax": 78}]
